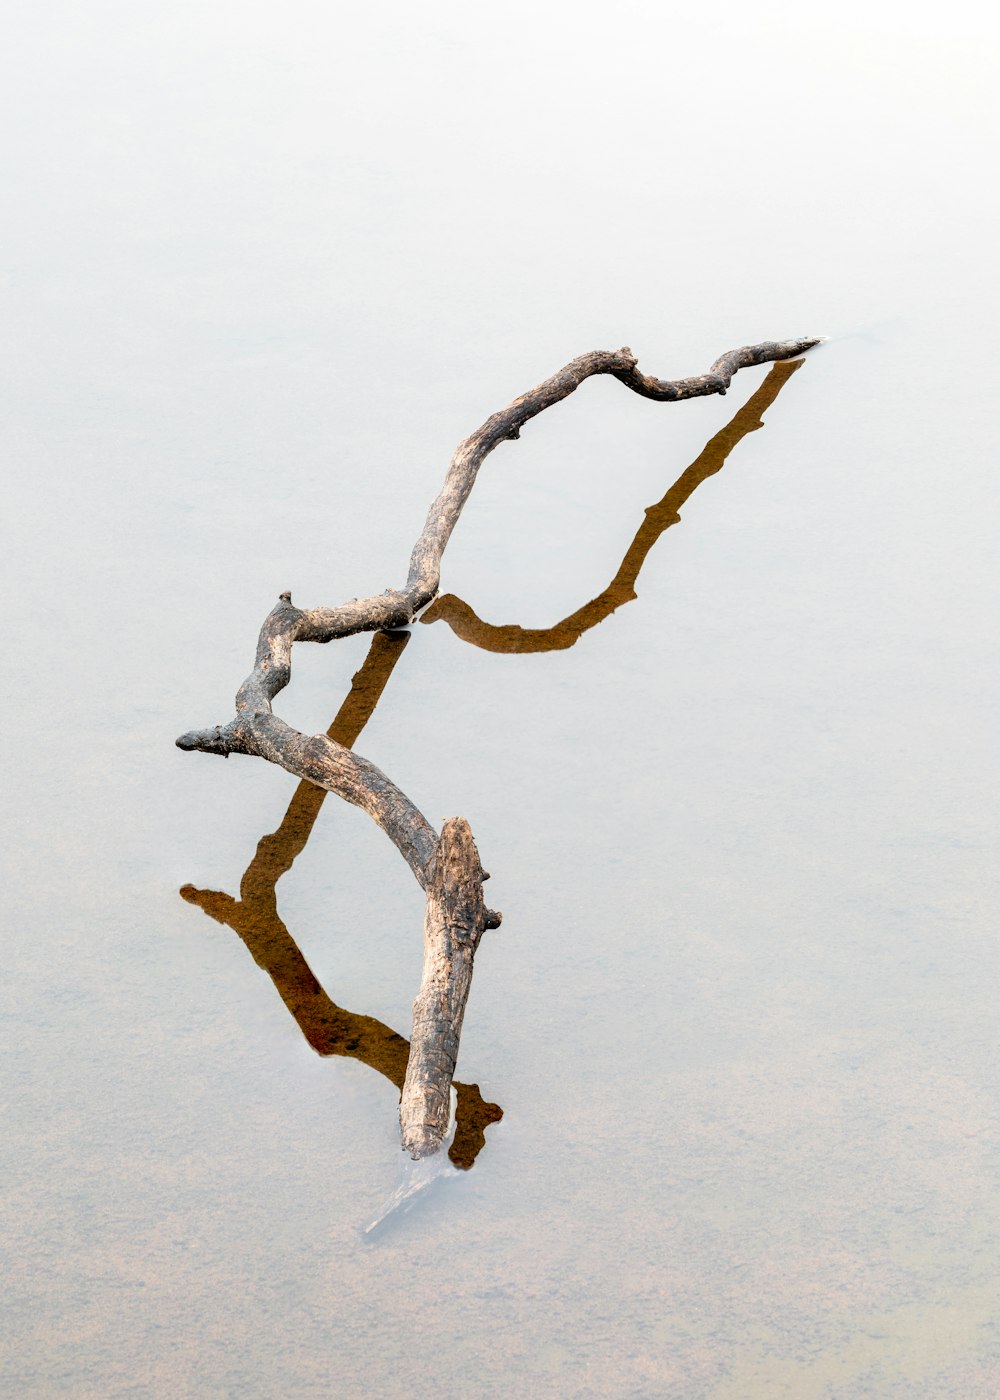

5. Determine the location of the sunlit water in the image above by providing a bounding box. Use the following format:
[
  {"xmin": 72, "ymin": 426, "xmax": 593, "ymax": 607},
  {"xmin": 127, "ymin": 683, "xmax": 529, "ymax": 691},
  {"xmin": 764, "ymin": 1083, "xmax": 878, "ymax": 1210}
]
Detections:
[{"xmin": 2, "ymin": 3, "xmax": 998, "ymax": 1396}]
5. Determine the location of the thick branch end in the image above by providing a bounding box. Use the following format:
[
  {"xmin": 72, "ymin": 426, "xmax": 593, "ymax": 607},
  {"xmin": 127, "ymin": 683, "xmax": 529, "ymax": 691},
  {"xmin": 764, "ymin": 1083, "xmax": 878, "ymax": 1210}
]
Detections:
[{"xmin": 399, "ymin": 817, "xmax": 496, "ymax": 1159}]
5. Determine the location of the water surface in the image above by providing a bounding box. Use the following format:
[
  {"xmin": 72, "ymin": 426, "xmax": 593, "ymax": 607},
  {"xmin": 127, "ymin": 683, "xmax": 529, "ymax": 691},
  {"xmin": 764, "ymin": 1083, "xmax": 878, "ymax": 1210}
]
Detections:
[{"xmin": 2, "ymin": 4, "xmax": 998, "ymax": 1396}]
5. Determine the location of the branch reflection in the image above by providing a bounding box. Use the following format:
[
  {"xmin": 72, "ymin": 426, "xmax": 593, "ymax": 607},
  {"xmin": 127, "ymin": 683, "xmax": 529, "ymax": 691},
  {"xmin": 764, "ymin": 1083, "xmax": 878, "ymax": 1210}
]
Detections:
[
  {"xmin": 420, "ymin": 357, "xmax": 804, "ymax": 652},
  {"xmin": 180, "ymin": 629, "xmax": 502, "ymax": 1170}
]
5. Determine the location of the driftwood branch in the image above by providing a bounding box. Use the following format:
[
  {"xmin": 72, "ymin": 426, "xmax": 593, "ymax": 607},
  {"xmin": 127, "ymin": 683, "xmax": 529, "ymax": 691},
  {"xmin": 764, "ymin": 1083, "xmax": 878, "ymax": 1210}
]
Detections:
[
  {"xmin": 177, "ymin": 336, "xmax": 819, "ymax": 1160},
  {"xmin": 400, "ymin": 817, "xmax": 500, "ymax": 1158},
  {"xmin": 420, "ymin": 358, "xmax": 804, "ymax": 653},
  {"xmin": 180, "ymin": 630, "xmax": 502, "ymax": 1169}
]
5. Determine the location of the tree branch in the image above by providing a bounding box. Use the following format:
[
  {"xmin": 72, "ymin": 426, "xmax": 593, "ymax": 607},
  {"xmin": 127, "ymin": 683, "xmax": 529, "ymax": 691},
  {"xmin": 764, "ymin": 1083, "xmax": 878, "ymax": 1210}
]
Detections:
[
  {"xmin": 420, "ymin": 357, "xmax": 804, "ymax": 653},
  {"xmin": 399, "ymin": 818, "xmax": 499, "ymax": 1159},
  {"xmin": 177, "ymin": 339, "xmax": 818, "ymax": 858},
  {"xmin": 177, "ymin": 335, "xmax": 820, "ymax": 1160},
  {"xmin": 179, "ymin": 631, "xmax": 504, "ymax": 1168}
]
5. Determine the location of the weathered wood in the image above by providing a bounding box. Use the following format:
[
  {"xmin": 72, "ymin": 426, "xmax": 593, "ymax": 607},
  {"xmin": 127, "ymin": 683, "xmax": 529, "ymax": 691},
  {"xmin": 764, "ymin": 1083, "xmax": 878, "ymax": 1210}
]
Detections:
[
  {"xmin": 176, "ymin": 339, "xmax": 821, "ymax": 835},
  {"xmin": 177, "ymin": 335, "xmax": 819, "ymax": 1160},
  {"xmin": 176, "ymin": 630, "xmax": 439, "ymax": 886},
  {"xmin": 180, "ymin": 632, "xmax": 503, "ymax": 1169},
  {"xmin": 421, "ymin": 358, "xmax": 804, "ymax": 653},
  {"xmin": 400, "ymin": 818, "xmax": 501, "ymax": 1159}
]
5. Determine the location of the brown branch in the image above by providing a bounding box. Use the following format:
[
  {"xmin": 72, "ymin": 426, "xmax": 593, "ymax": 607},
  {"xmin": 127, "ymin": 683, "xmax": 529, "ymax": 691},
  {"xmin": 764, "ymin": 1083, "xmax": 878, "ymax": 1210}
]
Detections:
[
  {"xmin": 176, "ymin": 338, "xmax": 820, "ymax": 844},
  {"xmin": 179, "ymin": 887, "xmax": 501, "ymax": 1169},
  {"xmin": 244, "ymin": 629, "xmax": 412, "ymax": 883},
  {"xmin": 177, "ymin": 335, "xmax": 819, "ymax": 1160},
  {"xmin": 399, "ymin": 818, "xmax": 500, "ymax": 1159},
  {"xmin": 179, "ymin": 632, "xmax": 503, "ymax": 1169},
  {"xmin": 420, "ymin": 357, "xmax": 804, "ymax": 653}
]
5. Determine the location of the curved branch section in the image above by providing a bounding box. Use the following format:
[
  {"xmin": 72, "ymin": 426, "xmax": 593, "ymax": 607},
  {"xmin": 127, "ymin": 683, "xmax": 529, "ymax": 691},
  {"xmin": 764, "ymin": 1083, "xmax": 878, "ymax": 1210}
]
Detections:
[
  {"xmin": 179, "ymin": 669, "xmax": 438, "ymax": 888},
  {"xmin": 180, "ymin": 631, "xmax": 503, "ymax": 1170},
  {"xmin": 403, "ymin": 337, "xmax": 819, "ymax": 609},
  {"xmin": 177, "ymin": 335, "xmax": 818, "ymax": 1162},
  {"xmin": 400, "ymin": 818, "xmax": 500, "ymax": 1160},
  {"xmin": 248, "ymin": 713, "xmax": 438, "ymax": 889},
  {"xmin": 420, "ymin": 357, "xmax": 805, "ymax": 654},
  {"xmin": 177, "ymin": 337, "xmax": 820, "ymax": 796}
]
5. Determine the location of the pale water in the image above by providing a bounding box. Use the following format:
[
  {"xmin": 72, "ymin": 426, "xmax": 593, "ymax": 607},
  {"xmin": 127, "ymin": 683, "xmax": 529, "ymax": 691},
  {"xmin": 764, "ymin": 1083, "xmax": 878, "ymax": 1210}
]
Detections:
[{"xmin": 2, "ymin": 3, "xmax": 998, "ymax": 1396}]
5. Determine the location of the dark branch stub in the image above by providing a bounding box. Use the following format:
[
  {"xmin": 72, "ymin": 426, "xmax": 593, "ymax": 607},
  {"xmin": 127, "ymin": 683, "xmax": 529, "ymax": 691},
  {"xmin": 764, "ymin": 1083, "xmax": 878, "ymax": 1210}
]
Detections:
[{"xmin": 177, "ymin": 335, "xmax": 821, "ymax": 1160}]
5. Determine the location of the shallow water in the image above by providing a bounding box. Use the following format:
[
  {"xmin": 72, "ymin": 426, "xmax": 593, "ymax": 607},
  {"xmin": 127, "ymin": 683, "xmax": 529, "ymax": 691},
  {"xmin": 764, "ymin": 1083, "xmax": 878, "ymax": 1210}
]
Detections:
[{"xmin": 3, "ymin": 3, "xmax": 999, "ymax": 1396}]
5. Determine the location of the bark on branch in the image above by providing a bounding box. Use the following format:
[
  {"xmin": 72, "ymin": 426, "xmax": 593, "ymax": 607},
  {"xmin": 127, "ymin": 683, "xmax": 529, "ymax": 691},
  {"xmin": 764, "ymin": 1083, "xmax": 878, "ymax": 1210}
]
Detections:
[
  {"xmin": 176, "ymin": 338, "xmax": 820, "ymax": 813},
  {"xmin": 179, "ymin": 632, "xmax": 502, "ymax": 1169},
  {"xmin": 400, "ymin": 818, "xmax": 500, "ymax": 1159},
  {"xmin": 420, "ymin": 358, "xmax": 804, "ymax": 653},
  {"xmin": 177, "ymin": 336, "xmax": 819, "ymax": 1160}
]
